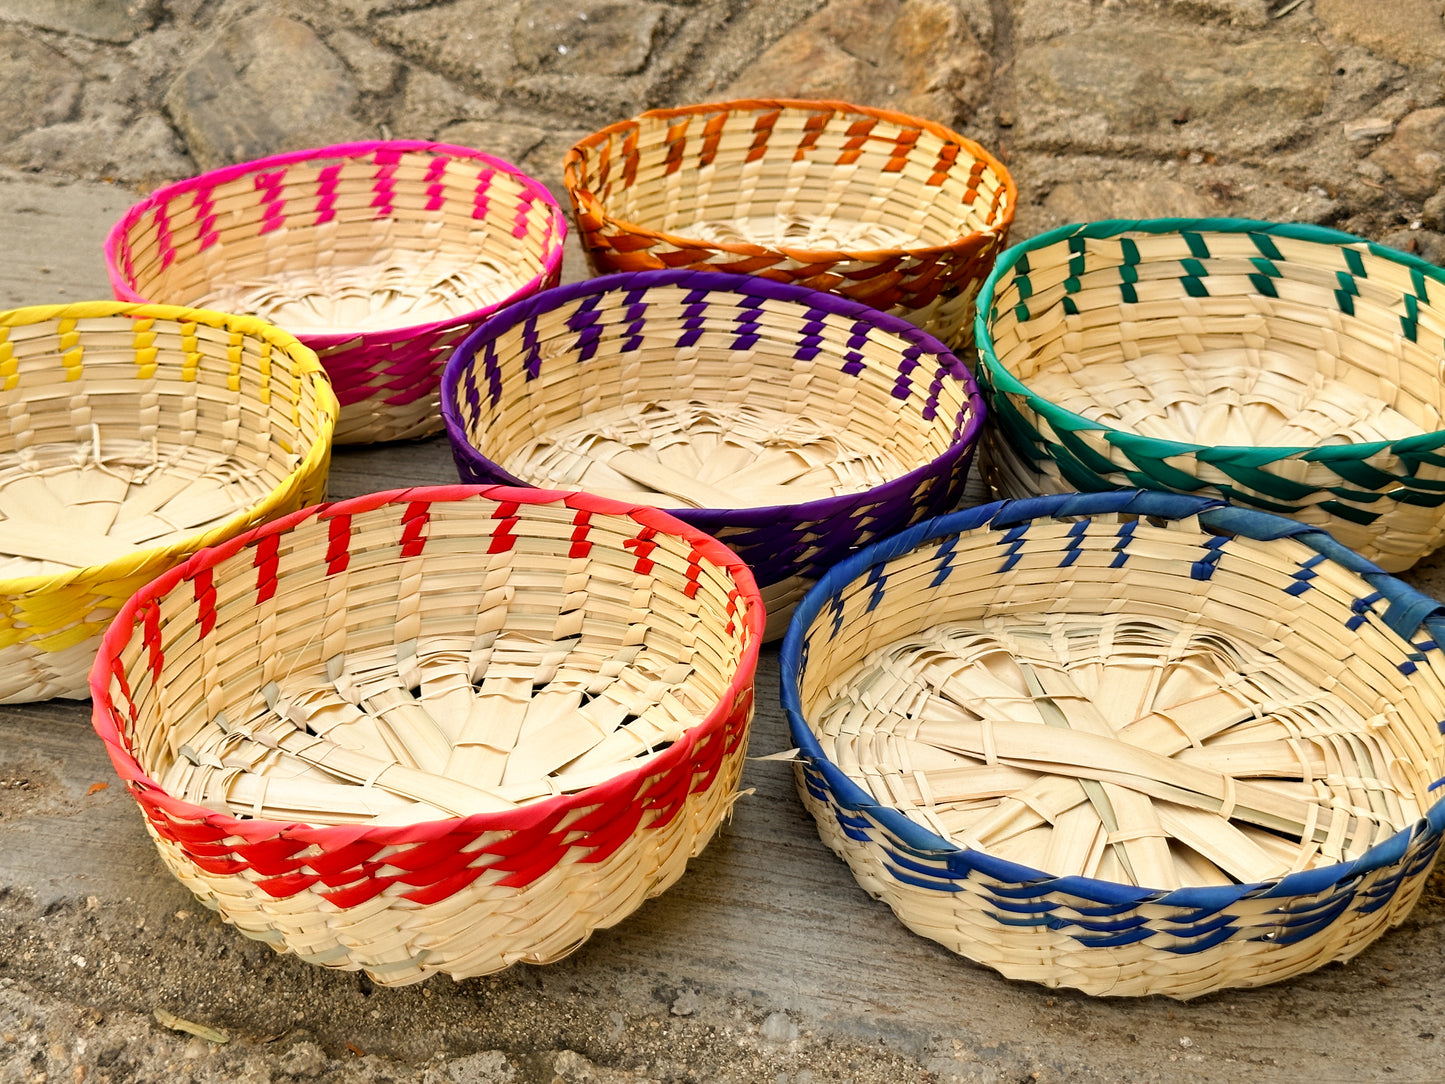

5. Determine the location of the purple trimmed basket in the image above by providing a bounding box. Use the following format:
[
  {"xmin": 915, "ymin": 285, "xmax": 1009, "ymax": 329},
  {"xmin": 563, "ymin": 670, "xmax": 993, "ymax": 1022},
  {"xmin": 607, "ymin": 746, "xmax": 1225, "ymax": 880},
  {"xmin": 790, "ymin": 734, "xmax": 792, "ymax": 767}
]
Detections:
[
  {"xmin": 441, "ymin": 269, "xmax": 986, "ymax": 638},
  {"xmin": 104, "ymin": 140, "xmax": 566, "ymax": 444}
]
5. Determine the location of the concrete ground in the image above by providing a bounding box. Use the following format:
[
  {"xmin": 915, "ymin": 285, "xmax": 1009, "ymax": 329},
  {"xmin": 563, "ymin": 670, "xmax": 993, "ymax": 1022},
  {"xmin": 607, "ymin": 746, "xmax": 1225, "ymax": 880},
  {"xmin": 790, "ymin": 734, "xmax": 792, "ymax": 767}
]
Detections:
[{"xmin": 7, "ymin": 1, "xmax": 1445, "ymax": 1081}]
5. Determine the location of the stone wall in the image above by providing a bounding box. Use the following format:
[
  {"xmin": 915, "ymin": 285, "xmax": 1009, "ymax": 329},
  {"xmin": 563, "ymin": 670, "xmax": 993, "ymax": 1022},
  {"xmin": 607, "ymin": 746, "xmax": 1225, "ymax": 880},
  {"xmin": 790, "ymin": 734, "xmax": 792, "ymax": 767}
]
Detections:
[{"xmin": 2, "ymin": 0, "xmax": 1444, "ymax": 255}]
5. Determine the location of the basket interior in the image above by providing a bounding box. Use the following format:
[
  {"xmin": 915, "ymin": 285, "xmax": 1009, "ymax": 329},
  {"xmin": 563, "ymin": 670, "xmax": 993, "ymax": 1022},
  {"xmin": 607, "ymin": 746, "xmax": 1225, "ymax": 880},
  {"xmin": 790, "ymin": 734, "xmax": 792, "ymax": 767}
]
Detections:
[
  {"xmin": 451, "ymin": 284, "xmax": 975, "ymax": 511},
  {"xmin": 576, "ymin": 107, "xmax": 1010, "ymax": 253},
  {"xmin": 115, "ymin": 150, "xmax": 559, "ymax": 337},
  {"xmin": 794, "ymin": 510, "xmax": 1445, "ymax": 890},
  {"xmin": 986, "ymin": 230, "xmax": 1445, "ymax": 446},
  {"xmin": 105, "ymin": 495, "xmax": 756, "ymax": 827},
  {"xmin": 0, "ymin": 313, "xmax": 322, "ymax": 579}
]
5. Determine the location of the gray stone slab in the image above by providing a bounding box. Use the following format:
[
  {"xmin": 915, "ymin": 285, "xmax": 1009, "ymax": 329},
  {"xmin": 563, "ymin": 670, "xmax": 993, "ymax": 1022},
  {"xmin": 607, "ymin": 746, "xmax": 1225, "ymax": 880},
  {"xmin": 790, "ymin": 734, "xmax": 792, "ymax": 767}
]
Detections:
[
  {"xmin": 1014, "ymin": 24, "xmax": 1331, "ymax": 155},
  {"xmin": 0, "ymin": 28, "xmax": 82, "ymax": 145},
  {"xmin": 0, "ymin": 0, "xmax": 159, "ymax": 43},
  {"xmin": 164, "ymin": 13, "xmax": 370, "ymax": 171}
]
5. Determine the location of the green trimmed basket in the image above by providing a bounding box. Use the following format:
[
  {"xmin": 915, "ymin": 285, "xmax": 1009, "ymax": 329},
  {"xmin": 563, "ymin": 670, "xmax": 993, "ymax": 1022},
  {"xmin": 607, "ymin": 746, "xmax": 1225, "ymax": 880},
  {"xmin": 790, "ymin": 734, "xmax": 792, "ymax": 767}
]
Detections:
[{"xmin": 975, "ymin": 218, "xmax": 1445, "ymax": 572}]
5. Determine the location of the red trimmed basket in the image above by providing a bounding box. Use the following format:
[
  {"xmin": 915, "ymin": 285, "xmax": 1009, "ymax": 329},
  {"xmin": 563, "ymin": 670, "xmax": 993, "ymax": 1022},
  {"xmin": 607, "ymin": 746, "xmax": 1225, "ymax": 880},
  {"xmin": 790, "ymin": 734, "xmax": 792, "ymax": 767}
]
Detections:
[
  {"xmin": 104, "ymin": 141, "xmax": 566, "ymax": 444},
  {"xmin": 90, "ymin": 485, "xmax": 762, "ymax": 985}
]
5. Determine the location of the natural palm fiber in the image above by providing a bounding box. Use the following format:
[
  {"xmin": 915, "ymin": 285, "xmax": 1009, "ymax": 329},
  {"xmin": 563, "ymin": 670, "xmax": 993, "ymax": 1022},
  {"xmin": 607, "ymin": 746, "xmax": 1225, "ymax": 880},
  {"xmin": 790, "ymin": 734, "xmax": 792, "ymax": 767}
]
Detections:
[
  {"xmin": 782, "ymin": 489, "xmax": 1445, "ymax": 998},
  {"xmin": 442, "ymin": 270, "xmax": 986, "ymax": 639},
  {"xmin": 105, "ymin": 141, "xmax": 565, "ymax": 444},
  {"xmin": 564, "ymin": 99, "xmax": 1016, "ymax": 350},
  {"xmin": 975, "ymin": 218, "xmax": 1445, "ymax": 571},
  {"xmin": 0, "ymin": 302, "xmax": 335, "ymax": 703},
  {"xmin": 91, "ymin": 486, "xmax": 763, "ymax": 985}
]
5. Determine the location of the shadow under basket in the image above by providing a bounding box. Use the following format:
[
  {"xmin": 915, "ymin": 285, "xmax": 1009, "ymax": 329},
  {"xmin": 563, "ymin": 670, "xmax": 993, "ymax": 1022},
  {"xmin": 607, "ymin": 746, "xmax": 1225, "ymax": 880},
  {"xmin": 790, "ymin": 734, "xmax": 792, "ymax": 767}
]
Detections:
[
  {"xmin": 0, "ymin": 301, "xmax": 335, "ymax": 704},
  {"xmin": 975, "ymin": 217, "xmax": 1445, "ymax": 572},
  {"xmin": 441, "ymin": 269, "xmax": 987, "ymax": 640},
  {"xmin": 105, "ymin": 140, "xmax": 566, "ymax": 444},
  {"xmin": 564, "ymin": 98, "xmax": 1016, "ymax": 350},
  {"xmin": 782, "ymin": 489, "xmax": 1445, "ymax": 999},
  {"xmin": 90, "ymin": 485, "xmax": 763, "ymax": 986}
]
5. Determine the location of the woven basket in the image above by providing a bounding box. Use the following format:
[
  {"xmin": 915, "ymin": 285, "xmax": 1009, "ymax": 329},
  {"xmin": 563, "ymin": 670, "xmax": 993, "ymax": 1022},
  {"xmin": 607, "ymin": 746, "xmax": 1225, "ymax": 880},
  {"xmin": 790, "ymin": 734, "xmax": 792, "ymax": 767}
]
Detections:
[
  {"xmin": 563, "ymin": 99, "xmax": 1016, "ymax": 350},
  {"xmin": 90, "ymin": 485, "xmax": 763, "ymax": 986},
  {"xmin": 0, "ymin": 302, "xmax": 334, "ymax": 704},
  {"xmin": 781, "ymin": 489, "xmax": 1445, "ymax": 999},
  {"xmin": 104, "ymin": 140, "xmax": 566, "ymax": 445},
  {"xmin": 976, "ymin": 217, "xmax": 1445, "ymax": 572},
  {"xmin": 441, "ymin": 269, "xmax": 986, "ymax": 640}
]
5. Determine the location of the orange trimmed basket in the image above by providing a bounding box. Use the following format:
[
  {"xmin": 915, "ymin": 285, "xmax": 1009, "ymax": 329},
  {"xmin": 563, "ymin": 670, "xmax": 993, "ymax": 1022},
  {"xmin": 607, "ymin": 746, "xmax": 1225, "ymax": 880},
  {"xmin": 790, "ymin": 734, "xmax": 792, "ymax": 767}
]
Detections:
[
  {"xmin": 563, "ymin": 99, "xmax": 1016, "ymax": 349},
  {"xmin": 90, "ymin": 485, "xmax": 763, "ymax": 985}
]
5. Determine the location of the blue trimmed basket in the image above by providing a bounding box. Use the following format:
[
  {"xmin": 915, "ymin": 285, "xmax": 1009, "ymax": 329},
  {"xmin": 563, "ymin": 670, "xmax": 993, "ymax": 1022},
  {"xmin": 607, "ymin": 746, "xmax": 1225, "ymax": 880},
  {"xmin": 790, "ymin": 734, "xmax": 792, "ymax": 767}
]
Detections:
[
  {"xmin": 975, "ymin": 218, "xmax": 1445, "ymax": 573},
  {"xmin": 782, "ymin": 489, "xmax": 1445, "ymax": 998}
]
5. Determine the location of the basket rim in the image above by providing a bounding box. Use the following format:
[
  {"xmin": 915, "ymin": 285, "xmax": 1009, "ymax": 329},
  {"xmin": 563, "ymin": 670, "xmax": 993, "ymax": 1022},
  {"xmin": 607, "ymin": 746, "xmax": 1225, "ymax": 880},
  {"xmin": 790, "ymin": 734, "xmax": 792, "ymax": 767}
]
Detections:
[
  {"xmin": 88, "ymin": 482, "xmax": 765, "ymax": 848},
  {"xmin": 974, "ymin": 216, "xmax": 1445, "ymax": 466},
  {"xmin": 779, "ymin": 487, "xmax": 1445, "ymax": 907},
  {"xmin": 438, "ymin": 267, "xmax": 988, "ymax": 528},
  {"xmin": 103, "ymin": 139, "xmax": 568, "ymax": 349},
  {"xmin": 562, "ymin": 97, "xmax": 1018, "ymax": 264},
  {"xmin": 0, "ymin": 299, "xmax": 338, "ymax": 597}
]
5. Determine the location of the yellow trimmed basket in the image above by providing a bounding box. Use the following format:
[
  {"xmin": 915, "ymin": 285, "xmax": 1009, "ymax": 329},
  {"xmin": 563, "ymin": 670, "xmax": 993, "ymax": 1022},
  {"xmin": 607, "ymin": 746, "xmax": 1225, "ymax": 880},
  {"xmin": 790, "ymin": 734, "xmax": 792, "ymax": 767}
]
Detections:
[{"xmin": 0, "ymin": 302, "xmax": 336, "ymax": 703}]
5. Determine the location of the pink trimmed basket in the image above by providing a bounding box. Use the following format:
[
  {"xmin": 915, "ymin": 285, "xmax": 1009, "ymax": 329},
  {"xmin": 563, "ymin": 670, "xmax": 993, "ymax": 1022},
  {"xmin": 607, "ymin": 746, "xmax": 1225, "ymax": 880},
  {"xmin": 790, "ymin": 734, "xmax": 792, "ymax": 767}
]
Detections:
[{"xmin": 104, "ymin": 141, "xmax": 566, "ymax": 444}]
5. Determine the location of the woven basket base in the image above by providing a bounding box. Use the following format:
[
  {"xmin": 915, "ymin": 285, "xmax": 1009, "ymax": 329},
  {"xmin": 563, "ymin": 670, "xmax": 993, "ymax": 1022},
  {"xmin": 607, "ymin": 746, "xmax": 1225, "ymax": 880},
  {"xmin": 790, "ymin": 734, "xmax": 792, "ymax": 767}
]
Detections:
[
  {"xmin": 810, "ymin": 612, "xmax": 1423, "ymax": 889},
  {"xmin": 0, "ymin": 438, "xmax": 284, "ymax": 578},
  {"xmin": 1027, "ymin": 347, "xmax": 1422, "ymax": 448},
  {"xmin": 673, "ymin": 213, "xmax": 921, "ymax": 253},
  {"xmin": 188, "ymin": 252, "xmax": 520, "ymax": 338},
  {"xmin": 501, "ymin": 399, "xmax": 909, "ymax": 511},
  {"xmin": 147, "ymin": 729, "xmax": 746, "ymax": 985},
  {"xmin": 160, "ymin": 632, "xmax": 718, "ymax": 826}
]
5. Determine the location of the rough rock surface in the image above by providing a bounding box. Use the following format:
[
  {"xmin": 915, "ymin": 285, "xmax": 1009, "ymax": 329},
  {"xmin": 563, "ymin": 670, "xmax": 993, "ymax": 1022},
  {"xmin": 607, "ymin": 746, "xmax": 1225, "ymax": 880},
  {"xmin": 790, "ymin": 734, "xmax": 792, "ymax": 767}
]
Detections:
[
  {"xmin": 0, "ymin": 0, "xmax": 1439, "ymax": 244},
  {"xmin": 726, "ymin": 0, "xmax": 992, "ymax": 123},
  {"xmin": 164, "ymin": 13, "xmax": 370, "ymax": 170}
]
